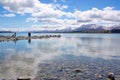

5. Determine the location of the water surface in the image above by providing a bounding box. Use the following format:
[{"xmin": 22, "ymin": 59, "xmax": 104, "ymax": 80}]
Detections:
[{"xmin": 0, "ymin": 33, "xmax": 120, "ymax": 79}]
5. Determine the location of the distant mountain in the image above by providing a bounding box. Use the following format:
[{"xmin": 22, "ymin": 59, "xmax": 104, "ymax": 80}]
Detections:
[
  {"xmin": 31, "ymin": 24, "xmax": 120, "ymax": 33},
  {"xmin": 0, "ymin": 31, "xmax": 13, "ymax": 33},
  {"xmin": 72, "ymin": 24, "xmax": 106, "ymax": 33},
  {"xmin": 54, "ymin": 27, "xmax": 73, "ymax": 33},
  {"xmin": 109, "ymin": 25, "xmax": 120, "ymax": 30},
  {"xmin": 70, "ymin": 24, "xmax": 120, "ymax": 33},
  {"xmin": 110, "ymin": 25, "xmax": 120, "ymax": 33},
  {"xmin": 1, "ymin": 24, "xmax": 120, "ymax": 33},
  {"xmin": 33, "ymin": 27, "xmax": 73, "ymax": 33}
]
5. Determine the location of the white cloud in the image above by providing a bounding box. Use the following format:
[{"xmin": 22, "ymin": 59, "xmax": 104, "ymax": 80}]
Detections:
[
  {"xmin": 0, "ymin": 0, "xmax": 67, "ymax": 14},
  {"xmin": 31, "ymin": 9, "xmax": 65, "ymax": 18},
  {"xmin": 0, "ymin": 27, "xmax": 19, "ymax": 31},
  {"xmin": 0, "ymin": 0, "xmax": 68, "ymax": 23},
  {"xmin": 58, "ymin": 5, "xmax": 68, "ymax": 10},
  {"xmin": 0, "ymin": 13, "xmax": 15, "ymax": 17},
  {"xmin": 103, "ymin": 6, "xmax": 114, "ymax": 10},
  {"xmin": 53, "ymin": 0, "xmax": 66, "ymax": 3},
  {"xmin": 0, "ymin": 0, "xmax": 41, "ymax": 14},
  {"xmin": 26, "ymin": 6, "xmax": 120, "ymax": 30},
  {"xmin": 0, "ymin": 0, "xmax": 120, "ymax": 31},
  {"xmin": 52, "ymin": 4, "xmax": 68, "ymax": 10},
  {"xmin": 26, "ymin": 6, "xmax": 120, "ymax": 28},
  {"xmin": 71, "ymin": 7, "xmax": 120, "ymax": 24}
]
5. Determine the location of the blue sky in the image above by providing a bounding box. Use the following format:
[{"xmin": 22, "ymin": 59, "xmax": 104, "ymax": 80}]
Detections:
[
  {"xmin": 41, "ymin": 0, "xmax": 120, "ymax": 10},
  {"xmin": 0, "ymin": 0, "xmax": 120, "ymax": 31}
]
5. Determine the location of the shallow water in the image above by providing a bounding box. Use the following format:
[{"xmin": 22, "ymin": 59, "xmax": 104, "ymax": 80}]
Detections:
[{"xmin": 0, "ymin": 33, "xmax": 120, "ymax": 79}]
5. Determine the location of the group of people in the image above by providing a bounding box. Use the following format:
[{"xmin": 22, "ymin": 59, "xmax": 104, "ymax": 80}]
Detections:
[{"xmin": 11, "ymin": 32, "xmax": 31, "ymax": 37}]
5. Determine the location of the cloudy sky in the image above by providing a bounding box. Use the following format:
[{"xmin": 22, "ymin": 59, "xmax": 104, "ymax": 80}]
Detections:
[{"xmin": 0, "ymin": 0, "xmax": 120, "ymax": 31}]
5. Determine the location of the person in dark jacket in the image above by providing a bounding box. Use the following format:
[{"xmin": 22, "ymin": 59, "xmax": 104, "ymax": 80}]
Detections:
[
  {"xmin": 12, "ymin": 32, "xmax": 16, "ymax": 37},
  {"xmin": 28, "ymin": 32, "xmax": 31, "ymax": 38}
]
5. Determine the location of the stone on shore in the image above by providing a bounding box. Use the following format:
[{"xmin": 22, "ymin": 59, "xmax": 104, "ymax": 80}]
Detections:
[{"xmin": 107, "ymin": 72, "xmax": 115, "ymax": 80}]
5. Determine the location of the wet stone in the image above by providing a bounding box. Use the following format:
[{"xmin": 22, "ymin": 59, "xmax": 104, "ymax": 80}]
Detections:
[
  {"xmin": 107, "ymin": 72, "xmax": 115, "ymax": 80},
  {"xmin": 95, "ymin": 74, "xmax": 104, "ymax": 79},
  {"xmin": 73, "ymin": 69, "xmax": 83, "ymax": 73},
  {"xmin": 17, "ymin": 78, "xmax": 31, "ymax": 80}
]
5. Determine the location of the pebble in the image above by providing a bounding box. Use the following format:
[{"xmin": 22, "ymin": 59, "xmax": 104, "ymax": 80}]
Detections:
[{"xmin": 95, "ymin": 74, "xmax": 104, "ymax": 79}]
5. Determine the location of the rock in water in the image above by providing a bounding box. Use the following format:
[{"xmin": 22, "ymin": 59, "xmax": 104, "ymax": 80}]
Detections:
[
  {"xmin": 107, "ymin": 72, "xmax": 115, "ymax": 80},
  {"xmin": 73, "ymin": 69, "xmax": 83, "ymax": 73},
  {"xmin": 17, "ymin": 78, "xmax": 31, "ymax": 80}
]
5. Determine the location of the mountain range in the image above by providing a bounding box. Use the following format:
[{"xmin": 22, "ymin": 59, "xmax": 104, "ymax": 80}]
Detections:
[
  {"xmin": 33, "ymin": 24, "xmax": 120, "ymax": 33},
  {"xmin": 0, "ymin": 24, "xmax": 120, "ymax": 33},
  {"xmin": 72, "ymin": 24, "xmax": 120, "ymax": 33}
]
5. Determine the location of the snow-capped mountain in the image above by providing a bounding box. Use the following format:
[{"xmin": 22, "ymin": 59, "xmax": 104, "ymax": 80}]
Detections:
[
  {"xmin": 73, "ymin": 24, "xmax": 105, "ymax": 32},
  {"xmin": 109, "ymin": 25, "xmax": 120, "ymax": 30},
  {"xmin": 56, "ymin": 27, "xmax": 73, "ymax": 32},
  {"xmin": 59, "ymin": 24, "xmax": 120, "ymax": 33},
  {"xmin": 30, "ymin": 24, "xmax": 120, "ymax": 33}
]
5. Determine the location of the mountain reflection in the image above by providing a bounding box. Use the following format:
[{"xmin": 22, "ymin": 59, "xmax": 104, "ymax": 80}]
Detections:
[{"xmin": 0, "ymin": 34, "xmax": 120, "ymax": 79}]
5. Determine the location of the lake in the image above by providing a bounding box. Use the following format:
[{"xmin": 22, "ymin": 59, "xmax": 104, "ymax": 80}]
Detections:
[{"xmin": 0, "ymin": 33, "xmax": 120, "ymax": 80}]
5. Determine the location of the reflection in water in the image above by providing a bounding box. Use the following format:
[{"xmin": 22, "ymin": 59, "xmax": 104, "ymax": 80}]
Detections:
[
  {"xmin": 28, "ymin": 39, "xmax": 31, "ymax": 44},
  {"xmin": 0, "ymin": 34, "xmax": 120, "ymax": 79},
  {"xmin": 0, "ymin": 54, "xmax": 35, "ymax": 79}
]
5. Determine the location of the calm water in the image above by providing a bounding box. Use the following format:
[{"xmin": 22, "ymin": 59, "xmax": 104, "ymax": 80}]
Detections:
[{"xmin": 0, "ymin": 33, "xmax": 120, "ymax": 79}]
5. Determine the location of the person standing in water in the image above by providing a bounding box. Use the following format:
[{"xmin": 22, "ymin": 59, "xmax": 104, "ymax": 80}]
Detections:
[
  {"xmin": 28, "ymin": 32, "xmax": 31, "ymax": 43},
  {"xmin": 12, "ymin": 32, "xmax": 16, "ymax": 37},
  {"xmin": 28, "ymin": 32, "xmax": 31, "ymax": 38}
]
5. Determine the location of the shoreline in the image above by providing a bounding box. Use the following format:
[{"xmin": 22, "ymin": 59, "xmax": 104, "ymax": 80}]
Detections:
[{"xmin": 0, "ymin": 35, "xmax": 61, "ymax": 42}]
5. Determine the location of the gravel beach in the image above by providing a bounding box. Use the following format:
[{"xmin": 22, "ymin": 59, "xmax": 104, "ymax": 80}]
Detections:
[{"xmin": 35, "ymin": 56, "xmax": 120, "ymax": 80}]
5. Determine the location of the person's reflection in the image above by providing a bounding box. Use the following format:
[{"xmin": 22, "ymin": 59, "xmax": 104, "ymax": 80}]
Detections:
[
  {"xmin": 13, "ymin": 38, "xmax": 17, "ymax": 44},
  {"xmin": 28, "ymin": 38, "xmax": 31, "ymax": 44}
]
